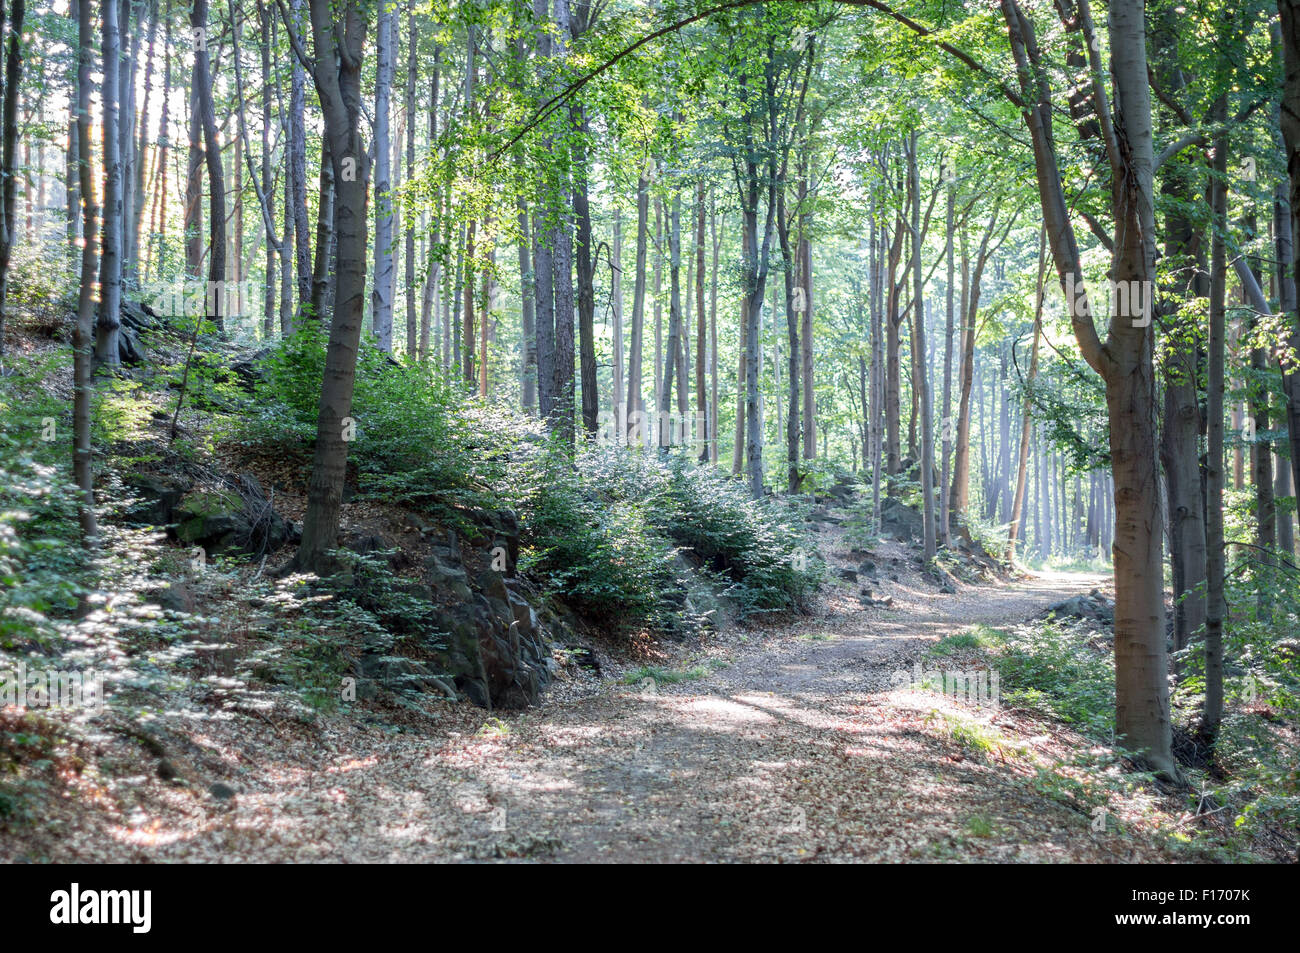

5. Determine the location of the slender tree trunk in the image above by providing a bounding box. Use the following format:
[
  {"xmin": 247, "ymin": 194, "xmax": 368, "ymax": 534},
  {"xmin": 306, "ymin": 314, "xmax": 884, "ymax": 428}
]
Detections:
[
  {"xmin": 626, "ymin": 165, "xmax": 649, "ymax": 442},
  {"xmin": 1204, "ymin": 118, "xmax": 1228, "ymax": 739},
  {"xmin": 96, "ymin": 0, "xmax": 124, "ymax": 364},
  {"xmin": 1009, "ymin": 227, "xmax": 1046, "ymax": 562},
  {"xmin": 908, "ymin": 132, "xmax": 936, "ymax": 558},
  {"xmin": 404, "ymin": 4, "xmax": 417, "ymax": 355},
  {"xmin": 611, "ymin": 206, "xmax": 625, "ymax": 440},
  {"xmin": 73, "ymin": 0, "xmax": 97, "ymax": 540},
  {"xmin": 0, "ymin": 0, "xmax": 24, "ymax": 359},
  {"xmin": 294, "ymin": 0, "xmax": 373, "ymax": 571}
]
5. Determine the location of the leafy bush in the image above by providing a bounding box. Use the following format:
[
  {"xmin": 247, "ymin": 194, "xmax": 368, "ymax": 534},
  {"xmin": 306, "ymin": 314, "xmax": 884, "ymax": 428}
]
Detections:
[
  {"xmin": 994, "ymin": 620, "xmax": 1115, "ymax": 737},
  {"xmin": 656, "ymin": 455, "xmax": 822, "ymax": 614},
  {"xmin": 519, "ymin": 449, "xmax": 681, "ymax": 634}
]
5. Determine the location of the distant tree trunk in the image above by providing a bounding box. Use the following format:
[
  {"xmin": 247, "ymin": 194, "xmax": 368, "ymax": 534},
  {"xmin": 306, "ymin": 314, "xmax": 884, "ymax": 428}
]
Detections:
[
  {"xmin": 463, "ymin": 217, "xmax": 476, "ymax": 384},
  {"xmin": 309, "ymin": 140, "xmax": 333, "ymax": 321},
  {"xmin": 66, "ymin": 1, "xmax": 80, "ymax": 248},
  {"xmin": 732, "ymin": 297, "xmax": 746, "ymax": 475},
  {"xmin": 653, "ymin": 196, "xmax": 663, "ymax": 423},
  {"xmin": 869, "ymin": 202, "xmax": 885, "ymax": 527},
  {"xmin": 908, "ymin": 132, "xmax": 936, "ymax": 558},
  {"xmin": 419, "ymin": 55, "xmax": 440, "ymax": 359},
  {"xmin": 798, "ymin": 173, "xmax": 815, "ymax": 464},
  {"xmin": 96, "ymin": 0, "xmax": 124, "ymax": 364},
  {"xmin": 1008, "ymin": 226, "xmax": 1046, "ymax": 563},
  {"xmin": 533, "ymin": 206, "xmax": 555, "ymax": 419},
  {"xmin": 0, "ymin": 0, "xmax": 25, "ymax": 360},
  {"xmin": 127, "ymin": 2, "xmax": 156, "ymax": 282},
  {"xmin": 626, "ymin": 165, "xmax": 649, "ymax": 442},
  {"xmin": 404, "ymin": 4, "xmax": 417, "ymax": 356},
  {"xmin": 372, "ymin": 6, "xmax": 395, "ymax": 351},
  {"xmin": 1204, "ymin": 118, "xmax": 1228, "ymax": 739},
  {"xmin": 518, "ymin": 197, "xmax": 537, "ymax": 410},
  {"xmin": 118, "ymin": 0, "xmax": 138, "ymax": 284},
  {"xmin": 949, "ymin": 204, "xmax": 1002, "ymax": 525},
  {"xmin": 572, "ymin": 104, "xmax": 599, "ymax": 435},
  {"xmin": 660, "ymin": 191, "xmax": 683, "ymax": 450},
  {"xmin": 73, "ymin": 0, "xmax": 97, "ymax": 540},
  {"xmin": 293, "ymin": 0, "xmax": 372, "ymax": 571},
  {"xmin": 1272, "ymin": 177, "xmax": 1300, "ymax": 553},
  {"xmin": 778, "ymin": 184, "xmax": 800, "ymax": 491},
  {"xmin": 884, "ymin": 210, "xmax": 904, "ymax": 477},
  {"xmin": 259, "ymin": 0, "xmax": 277, "ymax": 338},
  {"xmin": 940, "ymin": 180, "xmax": 955, "ymax": 545},
  {"xmin": 288, "ymin": 0, "xmax": 311, "ymax": 318},
  {"xmin": 611, "ymin": 207, "xmax": 625, "ymax": 440},
  {"xmin": 695, "ymin": 181, "xmax": 707, "ymax": 460},
  {"xmin": 192, "ymin": 0, "xmax": 226, "ymax": 333},
  {"xmin": 709, "ymin": 195, "xmax": 721, "ymax": 464}
]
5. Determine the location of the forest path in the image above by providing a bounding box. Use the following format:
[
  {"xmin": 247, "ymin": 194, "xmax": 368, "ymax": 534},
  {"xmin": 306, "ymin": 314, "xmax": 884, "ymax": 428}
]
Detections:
[
  {"xmin": 31, "ymin": 559, "xmax": 1191, "ymax": 863},
  {"xmin": 193, "ymin": 563, "xmax": 1150, "ymax": 863},
  {"xmin": 407, "ymin": 567, "xmax": 1115, "ymax": 862}
]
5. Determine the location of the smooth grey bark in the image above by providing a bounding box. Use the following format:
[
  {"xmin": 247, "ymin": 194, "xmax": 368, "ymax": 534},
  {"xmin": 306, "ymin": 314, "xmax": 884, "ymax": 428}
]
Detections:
[
  {"xmin": 371, "ymin": 1, "xmax": 395, "ymax": 351},
  {"xmin": 659, "ymin": 191, "xmax": 683, "ymax": 449},
  {"xmin": 625, "ymin": 166, "xmax": 649, "ymax": 441},
  {"xmin": 908, "ymin": 131, "xmax": 936, "ymax": 559},
  {"xmin": 96, "ymin": 0, "xmax": 123, "ymax": 364},
  {"xmin": 0, "ymin": 0, "xmax": 24, "ymax": 360},
  {"xmin": 404, "ymin": 5, "xmax": 417, "ymax": 356},
  {"xmin": 73, "ymin": 0, "xmax": 97, "ymax": 540},
  {"xmin": 1008, "ymin": 226, "xmax": 1046, "ymax": 562},
  {"xmin": 1204, "ymin": 118, "xmax": 1228, "ymax": 739},
  {"xmin": 293, "ymin": 0, "xmax": 372, "ymax": 571},
  {"xmin": 612, "ymin": 207, "xmax": 625, "ymax": 440},
  {"xmin": 287, "ymin": 0, "xmax": 311, "ymax": 319}
]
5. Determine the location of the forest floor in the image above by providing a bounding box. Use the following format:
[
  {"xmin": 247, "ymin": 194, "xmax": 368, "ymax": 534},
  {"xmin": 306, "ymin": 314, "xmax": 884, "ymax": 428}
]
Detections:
[{"xmin": 5, "ymin": 515, "xmax": 1229, "ymax": 864}]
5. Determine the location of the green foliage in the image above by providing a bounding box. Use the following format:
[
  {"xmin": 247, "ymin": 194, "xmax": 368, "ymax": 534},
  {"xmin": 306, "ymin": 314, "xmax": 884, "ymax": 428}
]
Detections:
[
  {"xmin": 520, "ymin": 448, "xmax": 682, "ymax": 634},
  {"xmin": 656, "ymin": 454, "xmax": 823, "ymax": 614},
  {"xmin": 0, "ymin": 434, "xmax": 87, "ymax": 651},
  {"xmin": 622, "ymin": 664, "xmax": 708, "ymax": 685},
  {"xmin": 995, "ymin": 621, "xmax": 1115, "ymax": 737}
]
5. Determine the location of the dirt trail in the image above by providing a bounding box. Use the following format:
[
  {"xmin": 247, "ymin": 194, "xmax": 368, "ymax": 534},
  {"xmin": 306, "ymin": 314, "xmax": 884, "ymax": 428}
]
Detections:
[
  {"xmin": 159, "ymin": 566, "xmax": 1143, "ymax": 864},
  {"xmin": 18, "ymin": 554, "xmax": 1162, "ymax": 863}
]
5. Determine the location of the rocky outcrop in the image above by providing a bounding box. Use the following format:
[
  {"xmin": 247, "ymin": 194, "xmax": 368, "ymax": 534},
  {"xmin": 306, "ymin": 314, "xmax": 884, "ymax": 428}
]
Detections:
[
  {"xmin": 124, "ymin": 470, "xmax": 294, "ymax": 557},
  {"xmin": 350, "ymin": 509, "xmax": 553, "ymax": 711}
]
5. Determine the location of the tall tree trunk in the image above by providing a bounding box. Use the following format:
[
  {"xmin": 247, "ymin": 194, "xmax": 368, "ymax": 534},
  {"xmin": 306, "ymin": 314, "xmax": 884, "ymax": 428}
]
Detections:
[
  {"xmin": 372, "ymin": 3, "xmax": 395, "ymax": 350},
  {"xmin": 1003, "ymin": 0, "xmax": 1175, "ymax": 775},
  {"xmin": 660, "ymin": 190, "xmax": 683, "ymax": 449},
  {"xmin": 0, "ymin": 0, "xmax": 24, "ymax": 359},
  {"xmin": 779, "ymin": 184, "xmax": 800, "ymax": 491},
  {"xmin": 293, "ymin": 0, "xmax": 372, "ymax": 571},
  {"xmin": 1008, "ymin": 226, "xmax": 1046, "ymax": 562},
  {"xmin": 1204, "ymin": 117, "xmax": 1228, "ymax": 739},
  {"xmin": 626, "ymin": 165, "xmax": 649, "ymax": 442},
  {"xmin": 799, "ymin": 173, "xmax": 815, "ymax": 464},
  {"xmin": 709, "ymin": 195, "xmax": 721, "ymax": 464},
  {"xmin": 288, "ymin": 0, "xmax": 311, "ymax": 319},
  {"xmin": 908, "ymin": 132, "xmax": 936, "ymax": 558},
  {"xmin": 572, "ymin": 105, "xmax": 598, "ymax": 435},
  {"xmin": 940, "ymin": 181, "xmax": 955, "ymax": 545},
  {"xmin": 612, "ymin": 207, "xmax": 625, "ymax": 441},
  {"xmin": 404, "ymin": 4, "xmax": 417, "ymax": 356},
  {"xmin": 192, "ymin": 0, "xmax": 226, "ymax": 333},
  {"xmin": 96, "ymin": 0, "xmax": 124, "ymax": 364},
  {"xmin": 72, "ymin": 0, "xmax": 97, "ymax": 540}
]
